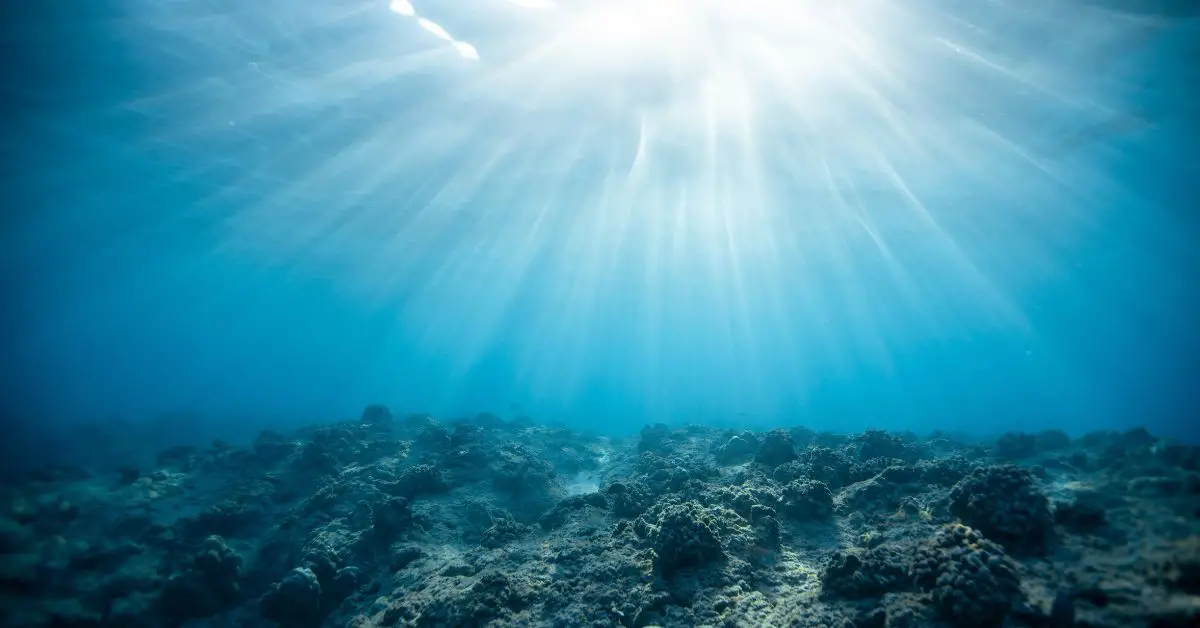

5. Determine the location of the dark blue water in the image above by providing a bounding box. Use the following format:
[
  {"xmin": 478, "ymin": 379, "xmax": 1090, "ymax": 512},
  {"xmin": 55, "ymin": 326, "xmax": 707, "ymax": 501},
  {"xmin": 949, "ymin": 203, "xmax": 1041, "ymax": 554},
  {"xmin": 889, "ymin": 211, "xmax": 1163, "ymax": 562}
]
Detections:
[{"xmin": 3, "ymin": 0, "xmax": 1198, "ymax": 455}]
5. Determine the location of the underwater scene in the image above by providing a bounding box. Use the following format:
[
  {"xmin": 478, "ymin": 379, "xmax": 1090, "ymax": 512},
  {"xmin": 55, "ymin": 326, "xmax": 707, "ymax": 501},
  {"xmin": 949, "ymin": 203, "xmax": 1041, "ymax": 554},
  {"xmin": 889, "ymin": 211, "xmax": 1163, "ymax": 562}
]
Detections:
[{"xmin": 2, "ymin": 0, "xmax": 1198, "ymax": 626}]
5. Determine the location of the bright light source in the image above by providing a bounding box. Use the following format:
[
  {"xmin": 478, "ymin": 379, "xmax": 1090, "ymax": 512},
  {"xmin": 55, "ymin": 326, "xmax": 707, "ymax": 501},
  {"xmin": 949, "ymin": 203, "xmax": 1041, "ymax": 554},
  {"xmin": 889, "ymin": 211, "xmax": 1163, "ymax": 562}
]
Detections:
[
  {"xmin": 418, "ymin": 17, "xmax": 453, "ymax": 42},
  {"xmin": 573, "ymin": 2, "xmax": 683, "ymax": 50},
  {"xmin": 389, "ymin": 1, "xmax": 479, "ymax": 61},
  {"xmin": 388, "ymin": 0, "xmax": 415, "ymax": 17},
  {"xmin": 541, "ymin": 0, "xmax": 855, "ymax": 90},
  {"xmin": 453, "ymin": 41, "xmax": 480, "ymax": 60}
]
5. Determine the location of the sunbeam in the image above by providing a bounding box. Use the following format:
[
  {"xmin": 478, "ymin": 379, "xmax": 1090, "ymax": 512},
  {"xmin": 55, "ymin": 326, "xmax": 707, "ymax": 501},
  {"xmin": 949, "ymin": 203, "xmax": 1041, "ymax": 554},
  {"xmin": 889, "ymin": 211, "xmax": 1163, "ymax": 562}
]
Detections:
[
  {"xmin": 93, "ymin": 0, "xmax": 1198, "ymax": 422},
  {"xmin": 6, "ymin": 6, "xmax": 1200, "ymax": 624}
]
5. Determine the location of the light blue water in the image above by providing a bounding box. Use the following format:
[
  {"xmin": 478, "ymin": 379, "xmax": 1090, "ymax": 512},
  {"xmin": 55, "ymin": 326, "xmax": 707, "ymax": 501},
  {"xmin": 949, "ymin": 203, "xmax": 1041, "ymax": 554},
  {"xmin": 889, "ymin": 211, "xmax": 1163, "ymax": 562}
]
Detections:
[{"xmin": 3, "ymin": 0, "xmax": 1197, "ymax": 448}]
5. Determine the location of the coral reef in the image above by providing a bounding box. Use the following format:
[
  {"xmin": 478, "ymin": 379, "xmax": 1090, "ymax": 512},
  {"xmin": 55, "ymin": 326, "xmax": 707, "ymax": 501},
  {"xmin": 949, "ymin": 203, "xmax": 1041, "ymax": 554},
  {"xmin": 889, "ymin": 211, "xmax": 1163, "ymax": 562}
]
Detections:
[
  {"xmin": 948, "ymin": 464, "xmax": 1054, "ymax": 554},
  {"xmin": 1, "ymin": 416, "xmax": 1194, "ymax": 628},
  {"xmin": 650, "ymin": 501, "xmax": 726, "ymax": 576},
  {"xmin": 911, "ymin": 524, "xmax": 1025, "ymax": 627}
]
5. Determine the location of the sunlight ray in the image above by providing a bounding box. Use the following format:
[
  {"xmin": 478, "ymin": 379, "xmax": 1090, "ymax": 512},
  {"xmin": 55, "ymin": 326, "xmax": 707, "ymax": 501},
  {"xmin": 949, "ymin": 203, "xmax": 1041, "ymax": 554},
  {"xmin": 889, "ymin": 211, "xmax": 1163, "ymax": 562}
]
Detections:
[{"xmin": 88, "ymin": 0, "xmax": 1185, "ymax": 422}]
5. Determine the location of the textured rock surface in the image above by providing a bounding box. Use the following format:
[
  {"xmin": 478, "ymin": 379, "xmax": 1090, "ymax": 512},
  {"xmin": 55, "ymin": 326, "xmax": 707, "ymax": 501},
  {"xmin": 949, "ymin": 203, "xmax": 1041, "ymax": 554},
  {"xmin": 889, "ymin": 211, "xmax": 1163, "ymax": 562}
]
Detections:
[{"xmin": 0, "ymin": 414, "xmax": 1194, "ymax": 627}]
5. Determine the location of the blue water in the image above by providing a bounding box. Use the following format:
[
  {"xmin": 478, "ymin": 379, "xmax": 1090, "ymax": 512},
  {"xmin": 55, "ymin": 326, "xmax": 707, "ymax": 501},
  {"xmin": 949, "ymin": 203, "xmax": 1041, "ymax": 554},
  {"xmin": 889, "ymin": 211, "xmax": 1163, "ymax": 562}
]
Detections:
[{"xmin": 3, "ymin": 0, "xmax": 1198, "ymax": 448}]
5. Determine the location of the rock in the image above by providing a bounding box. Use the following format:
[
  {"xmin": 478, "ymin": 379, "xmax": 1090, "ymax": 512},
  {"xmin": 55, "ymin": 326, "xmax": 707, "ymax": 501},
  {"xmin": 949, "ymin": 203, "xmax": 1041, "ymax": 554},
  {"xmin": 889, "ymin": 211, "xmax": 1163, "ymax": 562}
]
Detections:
[
  {"xmin": 755, "ymin": 429, "xmax": 798, "ymax": 468},
  {"xmin": 948, "ymin": 465, "xmax": 1053, "ymax": 554},
  {"xmin": 782, "ymin": 479, "xmax": 834, "ymax": 521},
  {"xmin": 715, "ymin": 431, "xmax": 760, "ymax": 464},
  {"xmin": 911, "ymin": 524, "xmax": 1024, "ymax": 628},
  {"xmin": 652, "ymin": 501, "xmax": 725, "ymax": 575},
  {"xmin": 261, "ymin": 567, "xmax": 323, "ymax": 627}
]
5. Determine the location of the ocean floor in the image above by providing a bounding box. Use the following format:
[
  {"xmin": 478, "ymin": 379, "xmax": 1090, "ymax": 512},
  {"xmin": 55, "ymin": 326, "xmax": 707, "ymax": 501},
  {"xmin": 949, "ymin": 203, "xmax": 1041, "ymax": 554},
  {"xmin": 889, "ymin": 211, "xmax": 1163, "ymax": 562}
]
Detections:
[{"xmin": 2, "ymin": 409, "xmax": 1198, "ymax": 627}]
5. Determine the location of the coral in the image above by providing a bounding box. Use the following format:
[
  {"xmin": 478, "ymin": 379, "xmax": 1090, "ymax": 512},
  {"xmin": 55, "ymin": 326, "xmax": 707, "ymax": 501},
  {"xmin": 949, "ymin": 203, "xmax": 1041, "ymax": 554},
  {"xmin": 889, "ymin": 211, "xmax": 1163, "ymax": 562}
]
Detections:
[
  {"xmin": 855, "ymin": 430, "xmax": 919, "ymax": 463},
  {"xmin": 948, "ymin": 465, "xmax": 1053, "ymax": 554},
  {"xmin": 770, "ymin": 459, "xmax": 808, "ymax": 484},
  {"xmin": 996, "ymin": 430, "xmax": 1070, "ymax": 459},
  {"xmin": 1085, "ymin": 427, "xmax": 1161, "ymax": 471},
  {"xmin": 715, "ymin": 431, "xmax": 760, "ymax": 464},
  {"xmin": 295, "ymin": 422, "xmax": 399, "ymax": 471},
  {"xmin": 820, "ymin": 545, "xmax": 909, "ymax": 598},
  {"xmin": 714, "ymin": 480, "xmax": 782, "ymax": 523},
  {"xmin": 788, "ymin": 426, "xmax": 817, "ymax": 449},
  {"xmin": 295, "ymin": 440, "xmax": 339, "ymax": 474},
  {"xmin": 370, "ymin": 497, "xmax": 413, "ymax": 543},
  {"xmin": 652, "ymin": 501, "xmax": 725, "ymax": 575},
  {"xmin": 753, "ymin": 514, "xmax": 781, "ymax": 551},
  {"xmin": 836, "ymin": 465, "xmax": 928, "ymax": 518},
  {"xmin": 1035, "ymin": 430, "xmax": 1072, "ymax": 451},
  {"xmin": 472, "ymin": 412, "xmax": 508, "ymax": 429},
  {"xmin": 995, "ymin": 432, "xmax": 1038, "ymax": 459},
  {"xmin": 439, "ymin": 444, "xmax": 491, "ymax": 484},
  {"xmin": 755, "ymin": 429, "xmax": 798, "ymax": 468},
  {"xmin": 360, "ymin": 404, "xmax": 393, "ymax": 426},
  {"xmin": 302, "ymin": 549, "xmax": 337, "ymax": 587},
  {"xmin": 911, "ymin": 524, "xmax": 1024, "ymax": 628},
  {"xmin": 416, "ymin": 423, "xmax": 453, "ymax": 450},
  {"xmin": 331, "ymin": 566, "xmax": 362, "ymax": 599},
  {"xmin": 252, "ymin": 430, "xmax": 296, "ymax": 462},
  {"xmin": 383, "ymin": 464, "xmax": 448, "ymax": 499},
  {"xmin": 636, "ymin": 451, "xmax": 717, "ymax": 496},
  {"xmin": 781, "ymin": 479, "xmax": 834, "ymax": 521},
  {"xmin": 480, "ymin": 516, "xmax": 529, "ymax": 549},
  {"xmin": 194, "ymin": 536, "xmax": 243, "ymax": 585},
  {"xmin": 158, "ymin": 535, "xmax": 243, "ymax": 624},
  {"xmin": 794, "ymin": 446, "xmax": 855, "ymax": 489},
  {"xmin": 449, "ymin": 422, "xmax": 483, "ymax": 447},
  {"xmin": 538, "ymin": 492, "xmax": 608, "ymax": 529},
  {"xmin": 492, "ymin": 444, "xmax": 557, "ymax": 496},
  {"xmin": 1, "ymin": 412, "xmax": 1194, "ymax": 628},
  {"xmin": 181, "ymin": 496, "xmax": 267, "ymax": 541},
  {"xmin": 849, "ymin": 457, "xmax": 908, "ymax": 484},
  {"xmin": 390, "ymin": 546, "xmax": 423, "ymax": 571},
  {"xmin": 638, "ymin": 423, "xmax": 671, "ymax": 454},
  {"xmin": 607, "ymin": 481, "xmax": 652, "ymax": 519},
  {"xmin": 408, "ymin": 569, "xmax": 535, "ymax": 626},
  {"xmin": 289, "ymin": 540, "xmax": 360, "ymax": 614},
  {"xmin": 915, "ymin": 456, "xmax": 972, "ymax": 487},
  {"xmin": 542, "ymin": 550, "xmax": 660, "ymax": 626},
  {"xmin": 261, "ymin": 567, "xmax": 323, "ymax": 627}
]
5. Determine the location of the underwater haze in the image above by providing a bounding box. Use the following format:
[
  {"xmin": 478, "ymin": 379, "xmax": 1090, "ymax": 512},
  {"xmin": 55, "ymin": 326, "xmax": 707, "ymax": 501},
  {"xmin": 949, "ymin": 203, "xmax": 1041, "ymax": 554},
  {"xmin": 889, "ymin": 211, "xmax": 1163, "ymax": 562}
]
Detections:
[
  {"xmin": 3, "ymin": 0, "xmax": 1199, "ymax": 453},
  {"xmin": 6, "ymin": 3, "xmax": 1200, "ymax": 628}
]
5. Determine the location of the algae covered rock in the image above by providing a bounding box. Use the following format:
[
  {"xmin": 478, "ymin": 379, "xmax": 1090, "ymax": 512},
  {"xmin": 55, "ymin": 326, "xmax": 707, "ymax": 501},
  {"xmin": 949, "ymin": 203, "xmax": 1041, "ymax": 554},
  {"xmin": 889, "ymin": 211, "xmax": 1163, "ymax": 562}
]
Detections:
[
  {"xmin": 652, "ymin": 501, "xmax": 725, "ymax": 575},
  {"xmin": 820, "ymin": 545, "xmax": 910, "ymax": 599},
  {"xmin": 715, "ymin": 431, "xmax": 760, "ymax": 464},
  {"xmin": 911, "ymin": 524, "xmax": 1024, "ymax": 628},
  {"xmin": 781, "ymin": 479, "xmax": 834, "ymax": 521},
  {"xmin": 158, "ymin": 535, "xmax": 243, "ymax": 624},
  {"xmin": 854, "ymin": 429, "xmax": 920, "ymax": 463},
  {"xmin": 261, "ymin": 566, "xmax": 323, "ymax": 627},
  {"xmin": 949, "ymin": 464, "xmax": 1053, "ymax": 554},
  {"xmin": 755, "ymin": 429, "xmax": 798, "ymax": 468},
  {"xmin": 638, "ymin": 423, "xmax": 672, "ymax": 454},
  {"xmin": 360, "ymin": 404, "xmax": 394, "ymax": 426}
]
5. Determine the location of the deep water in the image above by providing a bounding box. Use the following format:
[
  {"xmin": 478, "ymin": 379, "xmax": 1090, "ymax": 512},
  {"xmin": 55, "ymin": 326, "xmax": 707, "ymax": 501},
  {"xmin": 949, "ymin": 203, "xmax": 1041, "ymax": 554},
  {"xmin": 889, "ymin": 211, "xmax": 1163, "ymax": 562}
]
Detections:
[
  {"xmin": 1, "ymin": 6, "xmax": 1199, "ymax": 623},
  {"xmin": 3, "ymin": 1, "xmax": 1199, "ymax": 459}
]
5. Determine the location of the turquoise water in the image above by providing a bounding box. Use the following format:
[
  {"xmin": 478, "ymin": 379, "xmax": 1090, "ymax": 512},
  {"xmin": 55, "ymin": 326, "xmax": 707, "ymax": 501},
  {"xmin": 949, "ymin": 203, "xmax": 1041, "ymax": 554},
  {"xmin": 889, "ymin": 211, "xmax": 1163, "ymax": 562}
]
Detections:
[{"xmin": 3, "ymin": 0, "xmax": 1198, "ymax": 446}]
